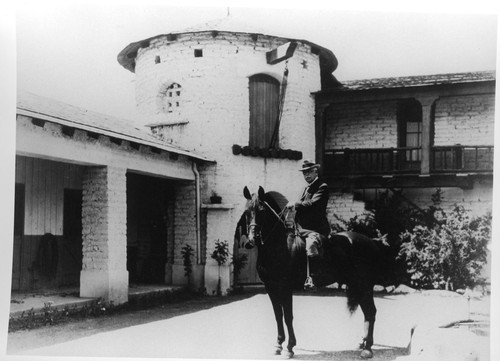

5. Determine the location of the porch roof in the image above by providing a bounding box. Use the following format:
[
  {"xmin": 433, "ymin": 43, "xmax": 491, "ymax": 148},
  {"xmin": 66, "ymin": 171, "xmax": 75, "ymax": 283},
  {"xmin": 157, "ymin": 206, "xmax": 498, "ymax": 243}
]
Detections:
[
  {"xmin": 16, "ymin": 91, "xmax": 214, "ymax": 163},
  {"xmin": 335, "ymin": 70, "xmax": 496, "ymax": 91}
]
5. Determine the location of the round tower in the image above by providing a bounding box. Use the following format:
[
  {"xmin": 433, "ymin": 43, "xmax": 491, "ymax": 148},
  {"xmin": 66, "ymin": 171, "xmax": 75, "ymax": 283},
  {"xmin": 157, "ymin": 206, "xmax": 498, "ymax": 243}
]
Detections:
[
  {"xmin": 118, "ymin": 16, "xmax": 336, "ymax": 201},
  {"xmin": 118, "ymin": 16, "xmax": 337, "ymax": 292}
]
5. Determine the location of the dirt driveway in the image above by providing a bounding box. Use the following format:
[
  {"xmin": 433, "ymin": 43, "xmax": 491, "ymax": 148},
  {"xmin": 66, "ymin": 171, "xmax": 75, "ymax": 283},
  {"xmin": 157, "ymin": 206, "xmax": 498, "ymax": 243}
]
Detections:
[{"xmin": 6, "ymin": 288, "xmax": 490, "ymax": 360}]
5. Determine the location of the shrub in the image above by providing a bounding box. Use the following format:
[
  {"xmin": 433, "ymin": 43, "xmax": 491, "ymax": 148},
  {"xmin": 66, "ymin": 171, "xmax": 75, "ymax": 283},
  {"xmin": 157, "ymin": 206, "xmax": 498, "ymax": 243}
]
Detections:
[
  {"xmin": 398, "ymin": 205, "xmax": 491, "ymax": 290},
  {"xmin": 211, "ymin": 239, "xmax": 230, "ymax": 296},
  {"xmin": 231, "ymin": 253, "xmax": 248, "ymax": 290},
  {"xmin": 331, "ymin": 189, "xmax": 491, "ymax": 289},
  {"xmin": 181, "ymin": 244, "xmax": 194, "ymax": 286}
]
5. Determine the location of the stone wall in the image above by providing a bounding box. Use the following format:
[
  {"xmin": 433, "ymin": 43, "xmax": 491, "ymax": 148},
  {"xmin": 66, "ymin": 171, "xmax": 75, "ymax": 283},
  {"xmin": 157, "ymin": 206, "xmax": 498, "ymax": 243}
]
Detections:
[
  {"xmin": 325, "ymin": 100, "xmax": 398, "ymax": 149},
  {"xmin": 327, "ymin": 192, "xmax": 367, "ymax": 227},
  {"xmin": 434, "ymin": 94, "xmax": 495, "ymax": 146},
  {"xmin": 324, "ymin": 93, "xmax": 495, "ymax": 150}
]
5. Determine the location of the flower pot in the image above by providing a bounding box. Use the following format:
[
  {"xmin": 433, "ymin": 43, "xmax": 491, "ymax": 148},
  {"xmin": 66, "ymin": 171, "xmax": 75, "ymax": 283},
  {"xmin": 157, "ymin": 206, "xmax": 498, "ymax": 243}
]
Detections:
[{"xmin": 210, "ymin": 196, "xmax": 222, "ymax": 204}]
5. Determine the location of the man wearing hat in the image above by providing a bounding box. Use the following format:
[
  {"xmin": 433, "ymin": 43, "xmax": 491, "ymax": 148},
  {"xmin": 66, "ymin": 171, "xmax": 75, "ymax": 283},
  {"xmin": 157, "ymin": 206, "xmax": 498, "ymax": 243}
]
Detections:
[{"xmin": 287, "ymin": 160, "xmax": 330, "ymax": 290}]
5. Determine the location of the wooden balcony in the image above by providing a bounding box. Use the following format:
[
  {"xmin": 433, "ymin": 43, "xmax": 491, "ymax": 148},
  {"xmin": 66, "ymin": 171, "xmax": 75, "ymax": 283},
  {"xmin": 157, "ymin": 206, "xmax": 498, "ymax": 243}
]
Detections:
[
  {"xmin": 323, "ymin": 145, "xmax": 493, "ymax": 189},
  {"xmin": 431, "ymin": 145, "xmax": 494, "ymax": 173}
]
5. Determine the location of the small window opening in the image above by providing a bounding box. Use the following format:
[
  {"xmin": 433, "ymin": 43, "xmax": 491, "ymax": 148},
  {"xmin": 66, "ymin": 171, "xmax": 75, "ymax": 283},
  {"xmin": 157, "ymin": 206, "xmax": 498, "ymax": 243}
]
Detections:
[
  {"xmin": 158, "ymin": 82, "xmax": 182, "ymax": 115},
  {"xmin": 155, "ymin": 55, "xmax": 161, "ymax": 64},
  {"xmin": 194, "ymin": 49, "xmax": 203, "ymax": 57}
]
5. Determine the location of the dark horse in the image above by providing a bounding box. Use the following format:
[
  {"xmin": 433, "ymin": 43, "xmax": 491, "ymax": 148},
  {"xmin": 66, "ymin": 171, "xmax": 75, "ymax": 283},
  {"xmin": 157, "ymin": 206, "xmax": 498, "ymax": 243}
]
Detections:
[{"xmin": 243, "ymin": 186, "xmax": 393, "ymax": 359}]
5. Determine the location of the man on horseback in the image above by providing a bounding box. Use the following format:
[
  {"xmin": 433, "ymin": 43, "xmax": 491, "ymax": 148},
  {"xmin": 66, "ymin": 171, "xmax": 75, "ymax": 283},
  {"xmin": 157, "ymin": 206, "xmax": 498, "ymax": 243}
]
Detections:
[{"xmin": 286, "ymin": 160, "xmax": 330, "ymax": 290}]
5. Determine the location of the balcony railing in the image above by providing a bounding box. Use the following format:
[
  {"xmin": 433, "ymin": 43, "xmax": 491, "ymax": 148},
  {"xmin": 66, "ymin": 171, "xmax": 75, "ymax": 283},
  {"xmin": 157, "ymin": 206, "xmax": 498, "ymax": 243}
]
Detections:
[
  {"xmin": 431, "ymin": 145, "xmax": 494, "ymax": 173},
  {"xmin": 324, "ymin": 145, "xmax": 493, "ymax": 176}
]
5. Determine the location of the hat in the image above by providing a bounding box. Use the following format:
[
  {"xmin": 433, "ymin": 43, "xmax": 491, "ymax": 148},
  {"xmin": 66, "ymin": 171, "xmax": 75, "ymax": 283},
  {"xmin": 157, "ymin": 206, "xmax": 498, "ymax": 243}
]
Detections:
[{"xmin": 299, "ymin": 160, "xmax": 320, "ymax": 172}]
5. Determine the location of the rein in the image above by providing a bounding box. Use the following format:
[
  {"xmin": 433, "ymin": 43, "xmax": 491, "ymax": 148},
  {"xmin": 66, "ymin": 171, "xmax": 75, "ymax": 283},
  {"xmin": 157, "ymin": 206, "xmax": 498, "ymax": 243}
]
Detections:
[
  {"xmin": 250, "ymin": 200, "xmax": 289, "ymax": 245},
  {"xmin": 262, "ymin": 200, "xmax": 288, "ymax": 228}
]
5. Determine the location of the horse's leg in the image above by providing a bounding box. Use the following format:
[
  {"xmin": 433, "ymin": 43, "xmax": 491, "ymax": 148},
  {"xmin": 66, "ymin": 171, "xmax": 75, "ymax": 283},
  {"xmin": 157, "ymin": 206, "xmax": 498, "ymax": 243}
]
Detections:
[
  {"xmin": 268, "ymin": 291, "xmax": 286, "ymax": 355},
  {"xmin": 358, "ymin": 289, "xmax": 376, "ymax": 359},
  {"xmin": 282, "ymin": 289, "xmax": 296, "ymax": 359}
]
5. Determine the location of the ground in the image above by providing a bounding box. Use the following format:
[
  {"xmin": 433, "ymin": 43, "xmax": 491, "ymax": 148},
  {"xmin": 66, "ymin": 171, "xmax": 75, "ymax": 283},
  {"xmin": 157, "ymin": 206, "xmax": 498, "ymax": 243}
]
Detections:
[{"xmin": 6, "ymin": 287, "xmax": 491, "ymax": 360}]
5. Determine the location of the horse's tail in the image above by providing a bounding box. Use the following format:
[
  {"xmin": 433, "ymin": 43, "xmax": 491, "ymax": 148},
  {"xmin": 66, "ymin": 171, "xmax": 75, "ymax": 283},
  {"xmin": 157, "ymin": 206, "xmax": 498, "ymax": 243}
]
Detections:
[{"xmin": 346, "ymin": 284, "xmax": 360, "ymax": 313}]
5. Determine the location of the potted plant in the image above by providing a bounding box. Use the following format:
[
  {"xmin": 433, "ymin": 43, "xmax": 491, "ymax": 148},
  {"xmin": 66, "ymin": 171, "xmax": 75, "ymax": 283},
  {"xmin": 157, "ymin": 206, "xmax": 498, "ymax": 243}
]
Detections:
[
  {"xmin": 181, "ymin": 244, "xmax": 194, "ymax": 288},
  {"xmin": 210, "ymin": 191, "xmax": 222, "ymax": 204},
  {"xmin": 231, "ymin": 253, "xmax": 248, "ymax": 292},
  {"xmin": 210, "ymin": 239, "xmax": 230, "ymax": 296}
]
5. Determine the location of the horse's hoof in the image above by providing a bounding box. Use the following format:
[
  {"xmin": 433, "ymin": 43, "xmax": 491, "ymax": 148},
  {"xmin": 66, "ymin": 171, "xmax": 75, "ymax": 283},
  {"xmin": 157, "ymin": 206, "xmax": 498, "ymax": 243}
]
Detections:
[
  {"xmin": 274, "ymin": 344, "xmax": 283, "ymax": 355},
  {"xmin": 282, "ymin": 350, "xmax": 294, "ymax": 359},
  {"xmin": 360, "ymin": 349, "xmax": 373, "ymax": 359}
]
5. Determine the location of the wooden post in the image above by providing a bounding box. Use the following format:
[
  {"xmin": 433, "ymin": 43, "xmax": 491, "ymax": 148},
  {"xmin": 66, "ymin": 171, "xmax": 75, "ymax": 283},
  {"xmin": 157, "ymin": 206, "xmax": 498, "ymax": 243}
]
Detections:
[{"xmin": 417, "ymin": 96, "xmax": 437, "ymax": 175}]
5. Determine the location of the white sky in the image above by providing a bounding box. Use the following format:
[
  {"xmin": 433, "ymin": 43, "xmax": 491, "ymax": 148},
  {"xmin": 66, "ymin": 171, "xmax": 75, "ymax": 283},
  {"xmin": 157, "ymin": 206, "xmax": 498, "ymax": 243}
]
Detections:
[{"xmin": 11, "ymin": 1, "xmax": 499, "ymax": 123}]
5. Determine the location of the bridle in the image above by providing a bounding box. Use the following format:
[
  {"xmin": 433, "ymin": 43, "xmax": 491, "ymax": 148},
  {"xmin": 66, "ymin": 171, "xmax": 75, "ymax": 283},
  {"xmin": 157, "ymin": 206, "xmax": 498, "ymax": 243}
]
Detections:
[{"xmin": 246, "ymin": 197, "xmax": 288, "ymax": 247}]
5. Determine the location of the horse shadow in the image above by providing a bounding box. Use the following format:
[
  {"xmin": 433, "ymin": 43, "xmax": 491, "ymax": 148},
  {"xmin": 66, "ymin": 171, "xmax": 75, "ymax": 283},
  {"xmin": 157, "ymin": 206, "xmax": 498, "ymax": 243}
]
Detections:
[{"xmin": 291, "ymin": 344, "xmax": 409, "ymax": 360}]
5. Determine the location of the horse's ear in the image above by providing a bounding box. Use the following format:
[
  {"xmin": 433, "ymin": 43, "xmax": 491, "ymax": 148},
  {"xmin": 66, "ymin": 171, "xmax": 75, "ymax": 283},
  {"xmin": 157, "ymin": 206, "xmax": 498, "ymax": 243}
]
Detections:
[
  {"xmin": 243, "ymin": 186, "xmax": 252, "ymax": 200},
  {"xmin": 258, "ymin": 186, "xmax": 265, "ymax": 199}
]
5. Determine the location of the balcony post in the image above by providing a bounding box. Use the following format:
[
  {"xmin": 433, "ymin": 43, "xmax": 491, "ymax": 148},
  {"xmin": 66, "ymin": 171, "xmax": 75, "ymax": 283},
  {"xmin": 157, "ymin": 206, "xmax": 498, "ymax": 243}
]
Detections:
[
  {"xmin": 417, "ymin": 96, "xmax": 437, "ymax": 175},
  {"xmin": 454, "ymin": 145, "xmax": 463, "ymax": 170}
]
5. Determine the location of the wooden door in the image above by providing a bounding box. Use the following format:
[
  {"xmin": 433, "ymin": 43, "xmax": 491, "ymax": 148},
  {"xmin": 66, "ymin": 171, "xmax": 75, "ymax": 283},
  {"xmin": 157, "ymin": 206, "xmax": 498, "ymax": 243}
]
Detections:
[
  {"xmin": 398, "ymin": 99, "xmax": 423, "ymax": 171},
  {"xmin": 62, "ymin": 189, "xmax": 82, "ymax": 286},
  {"xmin": 249, "ymin": 74, "xmax": 280, "ymax": 149}
]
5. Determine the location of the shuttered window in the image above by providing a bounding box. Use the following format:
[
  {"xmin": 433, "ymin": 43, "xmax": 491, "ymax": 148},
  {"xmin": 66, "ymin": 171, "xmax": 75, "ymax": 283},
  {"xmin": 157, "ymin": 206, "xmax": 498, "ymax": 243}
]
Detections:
[{"xmin": 249, "ymin": 74, "xmax": 280, "ymax": 148}]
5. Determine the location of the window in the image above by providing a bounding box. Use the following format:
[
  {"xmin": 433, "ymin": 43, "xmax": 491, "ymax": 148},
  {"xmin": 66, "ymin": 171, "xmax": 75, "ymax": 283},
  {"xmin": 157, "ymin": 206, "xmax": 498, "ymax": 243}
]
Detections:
[
  {"xmin": 398, "ymin": 99, "xmax": 423, "ymax": 166},
  {"xmin": 248, "ymin": 74, "xmax": 280, "ymax": 148},
  {"xmin": 158, "ymin": 83, "xmax": 182, "ymax": 115}
]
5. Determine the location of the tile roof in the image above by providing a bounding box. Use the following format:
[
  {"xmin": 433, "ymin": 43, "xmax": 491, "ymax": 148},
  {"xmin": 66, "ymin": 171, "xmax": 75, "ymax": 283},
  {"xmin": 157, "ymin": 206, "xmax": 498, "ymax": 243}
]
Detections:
[
  {"xmin": 337, "ymin": 70, "xmax": 496, "ymax": 91},
  {"xmin": 16, "ymin": 91, "xmax": 212, "ymax": 162}
]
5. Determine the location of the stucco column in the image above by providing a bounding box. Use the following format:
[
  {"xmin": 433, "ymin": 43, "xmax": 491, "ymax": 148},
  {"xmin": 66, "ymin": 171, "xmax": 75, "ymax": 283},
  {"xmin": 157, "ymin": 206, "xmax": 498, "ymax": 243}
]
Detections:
[
  {"xmin": 203, "ymin": 204, "xmax": 235, "ymax": 296},
  {"xmin": 80, "ymin": 166, "xmax": 128, "ymax": 304},
  {"xmin": 418, "ymin": 96, "xmax": 437, "ymax": 175}
]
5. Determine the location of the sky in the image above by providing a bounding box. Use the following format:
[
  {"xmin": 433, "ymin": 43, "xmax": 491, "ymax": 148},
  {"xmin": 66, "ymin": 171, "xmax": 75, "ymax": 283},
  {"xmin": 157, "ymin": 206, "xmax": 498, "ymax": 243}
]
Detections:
[{"xmin": 10, "ymin": 1, "xmax": 499, "ymax": 124}]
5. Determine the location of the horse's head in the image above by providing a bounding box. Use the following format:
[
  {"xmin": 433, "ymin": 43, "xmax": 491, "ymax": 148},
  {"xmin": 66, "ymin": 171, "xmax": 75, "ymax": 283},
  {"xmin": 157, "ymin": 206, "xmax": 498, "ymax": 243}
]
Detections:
[{"xmin": 243, "ymin": 186, "xmax": 268, "ymax": 249}]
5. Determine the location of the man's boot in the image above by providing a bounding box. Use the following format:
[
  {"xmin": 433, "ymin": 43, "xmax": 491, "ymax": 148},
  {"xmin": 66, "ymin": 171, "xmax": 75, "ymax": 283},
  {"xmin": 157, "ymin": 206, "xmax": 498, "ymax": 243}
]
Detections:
[{"xmin": 304, "ymin": 256, "xmax": 320, "ymax": 291}]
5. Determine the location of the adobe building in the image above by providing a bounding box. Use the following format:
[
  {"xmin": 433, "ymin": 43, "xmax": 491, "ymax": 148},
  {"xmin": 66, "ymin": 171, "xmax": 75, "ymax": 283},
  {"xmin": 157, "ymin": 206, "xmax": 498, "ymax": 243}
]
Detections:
[
  {"xmin": 13, "ymin": 16, "xmax": 494, "ymax": 304},
  {"xmin": 116, "ymin": 17, "xmax": 339, "ymax": 293},
  {"xmin": 14, "ymin": 91, "xmax": 213, "ymax": 303},
  {"xmin": 316, "ymin": 71, "xmax": 495, "ymax": 219}
]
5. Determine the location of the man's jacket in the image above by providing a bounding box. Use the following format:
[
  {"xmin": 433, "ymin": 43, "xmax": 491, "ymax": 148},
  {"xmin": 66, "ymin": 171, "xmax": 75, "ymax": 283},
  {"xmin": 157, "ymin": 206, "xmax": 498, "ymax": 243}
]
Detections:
[{"xmin": 294, "ymin": 178, "xmax": 330, "ymax": 237}]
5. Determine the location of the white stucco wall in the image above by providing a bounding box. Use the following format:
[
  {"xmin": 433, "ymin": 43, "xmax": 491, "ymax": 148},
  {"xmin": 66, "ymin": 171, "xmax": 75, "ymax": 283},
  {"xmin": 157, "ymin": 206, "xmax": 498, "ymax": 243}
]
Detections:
[
  {"xmin": 134, "ymin": 32, "xmax": 321, "ymax": 201},
  {"xmin": 131, "ymin": 31, "xmax": 325, "ymax": 290}
]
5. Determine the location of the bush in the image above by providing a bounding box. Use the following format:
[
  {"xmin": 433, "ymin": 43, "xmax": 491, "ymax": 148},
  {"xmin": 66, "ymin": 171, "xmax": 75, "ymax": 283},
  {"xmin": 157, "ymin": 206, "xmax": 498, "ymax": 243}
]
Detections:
[
  {"xmin": 398, "ymin": 205, "xmax": 491, "ymax": 290},
  {"xmin": 181, "ymin": 244, "xmax": 194, "ymax": 286},
  {"xmin": 211, "ymin": 239, "xmax": 230, "ymax": 296},
  {"xmin": 332, "ymin": 189, "xmax": 491, "ymax": 289}
]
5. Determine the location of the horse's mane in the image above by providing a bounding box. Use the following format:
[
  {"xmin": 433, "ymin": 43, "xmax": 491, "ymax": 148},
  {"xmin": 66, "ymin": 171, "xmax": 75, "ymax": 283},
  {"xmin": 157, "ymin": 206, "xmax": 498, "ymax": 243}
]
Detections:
[{"xmin": 265, "ymin": 191, "xmax": 288, "ymax": 213}]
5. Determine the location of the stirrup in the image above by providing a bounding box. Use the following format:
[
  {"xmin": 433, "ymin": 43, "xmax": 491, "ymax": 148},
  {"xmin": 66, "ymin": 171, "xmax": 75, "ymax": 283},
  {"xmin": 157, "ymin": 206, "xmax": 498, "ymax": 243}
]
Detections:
[{"xmin": 304, "ymin": 276, "xmax": 317, "ymax": 291}]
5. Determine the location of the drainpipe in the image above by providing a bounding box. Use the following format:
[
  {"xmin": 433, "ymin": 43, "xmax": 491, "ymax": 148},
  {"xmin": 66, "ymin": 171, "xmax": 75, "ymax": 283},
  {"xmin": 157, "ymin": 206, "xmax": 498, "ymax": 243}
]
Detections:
[{"xmin": 192, "ymin": 161, "xmax": 202, "ymax": 263}]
